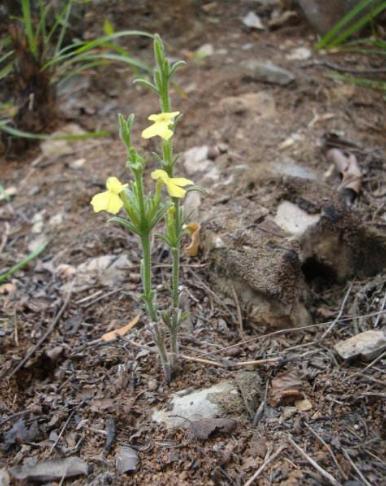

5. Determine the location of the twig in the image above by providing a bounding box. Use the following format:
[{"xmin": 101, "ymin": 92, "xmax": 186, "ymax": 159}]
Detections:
[
  {"xmin": 1, "ymin": 284, "xmax": 73, "ymax": 381},
  {"xmin": 320, "ymin": 284, "xmax": 352, "ymax": 341},
  {"xmin": 305, "ymin": 59, "xmax": 386, "ymax": 75},
  {"xmin": 220, "ymin": 308, "xmax": 386, "ymax": 354},
  {"xmin": 233, "ymin": 357, "xmax": 281, "ymax": 367},
  {"xmin": 342, "ymin": 449, "xmax": 372, "ymax": 486},
  {"xmin": 48, "ymin": 409, "xmax": 75, "ymax": 456},
  {"xmin": 342, "ymin": 351, "xmax": 386, "ymax": 382},
  {"xmin": 180, "ymin": 353, "xmax": 226, "ymax": 368},
  {"xmin": 304, "ymin": 423, "xmax": 348, "ymax": 481},
  {"xmin": 288, "ymin": 436, "xmax": 341, "ymax": 486},
  {"xmin": 244, "ymin": 445, "xmax": 286, "ymax": 486}
]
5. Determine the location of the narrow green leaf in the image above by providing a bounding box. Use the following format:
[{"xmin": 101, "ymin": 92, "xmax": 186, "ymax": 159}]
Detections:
[
  {"xmin": 0, "ymin": 242, "xmax": 47, "ymax": 284},
  {"xmin": 316, "ymin": 0, "xmax": 372, "ymax": 48},
  {"xmin": 55, "ymin": 0, "xmax": 73, "ymax": 55},
  {"xmin": 21, "ymin": 0, "xmax": 38, "ymax": 58},
  {"xmin": 0, "ymin": 122, "xmax": 110, "ymax": 140}
]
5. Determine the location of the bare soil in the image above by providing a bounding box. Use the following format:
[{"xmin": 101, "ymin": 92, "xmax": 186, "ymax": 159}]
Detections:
[{"xmin": 1, "ymin": 2, "xmax": 385, "ymax": 485}]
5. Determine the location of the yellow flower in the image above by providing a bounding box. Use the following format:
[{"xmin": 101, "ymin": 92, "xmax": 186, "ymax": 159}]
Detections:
[
  {"xmin": 141, "ymin": 112, "xmax": 180, "ymax": 141},
  {"xmin": 91, "ymin": 177, "xmax": 127, "ymax": 215},
  {"xmin": 151, "ymin": 169, "xmax": 193, "ymax": 198}
]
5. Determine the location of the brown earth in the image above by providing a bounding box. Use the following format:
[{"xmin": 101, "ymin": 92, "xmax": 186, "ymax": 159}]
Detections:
[{"xmin": 1, "ymin": 1, "xmax": 385, "ymax": 485}]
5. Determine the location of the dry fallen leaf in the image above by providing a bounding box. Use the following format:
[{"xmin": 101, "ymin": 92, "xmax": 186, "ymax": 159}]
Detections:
[
  {"xmin": 269, "ymin": 371, "xmax": 304, "ymax": 407},
  {"xmin": 188, "ymin": 418, "xmax": 237, "ymax": 440},
  {"xmin": 327, "ymin": 148, "xmax": 362, "ymax": 202},
  {"xmin": 295, "ymin": 398, "xmax": 313, "ymax": 412},
  {"xmin": 184, "ymin": 222, "xmax": 201, "ymax": 257},
  {"xmin": 101, "ymin": 315, "xmax": 140, "ymax": 342},
  {"xmin": 0, "ymin": 282, "xmax": 17, "ymax": 295}
]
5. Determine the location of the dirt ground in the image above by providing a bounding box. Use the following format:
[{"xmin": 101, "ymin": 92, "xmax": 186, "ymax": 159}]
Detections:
[{"xmin": 1, "ymin": 1, "xmax": 385, "ymax": 485}]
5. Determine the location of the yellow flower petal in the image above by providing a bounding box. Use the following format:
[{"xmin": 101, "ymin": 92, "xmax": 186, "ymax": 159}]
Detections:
[
  {"xmin": 170, "ymin": 177, "xmax": 193, "ymax": 187},
  {"xmin": 91, "ymin": 191, "xmax": 123, "ymax": 215},
  {"xmin": 165, "ymin": 181, "xmax": 187, "ymax": 198},
  {"xmin": 105, "ymin": 193, "xmax": 124, "ymax": 214},
  {"xmin": 142, "ymin": 122, "xmax": 173, "ymax": 140},
  {"xmin": 106, "ymin": 177, "xmax": 125, "ymax": 194},
  {"xmin": 142, "ymin": 112, "xmax": 180, "ymax": 140},
  {"xmin": 148, "ymin": 112, "xmax": 180, "ymax": 122},
  {"xmin": 91, "ymin": 191, "xmax": 110, "ymax": 213},
  {"xmin": 151, "ymin": 169, "xmax": 169, "ymax": 181}
]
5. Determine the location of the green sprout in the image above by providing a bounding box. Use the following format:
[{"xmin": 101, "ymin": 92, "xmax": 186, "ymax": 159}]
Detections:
[{"xmin": 91, "ymin": 35, "xmax": 194, "ymax": 382}]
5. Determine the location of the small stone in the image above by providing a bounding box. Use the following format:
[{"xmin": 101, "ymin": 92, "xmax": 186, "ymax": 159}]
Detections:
[
  {"xmin": 183, "ymin": 146, "xmax": 211, "ymax": 175},
  {"xmin": 274, "ymin": 201, "xmax": 320, "ymax": 236},
  {"xmin": 115, "ymin": 446, "xmax": 138, "ymax": 473},
  {"xmin": 195, "ymin": 43, "xmax": 214, "ymax": 58},
  {"xmin": 0, "ymin": 469, "xmax": 10, "ymax": 486},
  {"xmin": 241, "ymin": 60, "xmax": 295, "ymax": 85},
  {"xmin": 242, "ymin": 11, "xmax": 265, "ymax": 30},
  {"xmin": 147, "ymin": 379, "xmax": 158, "ymax": 391},
  {"xmin": 184, "ymin": 191, "xmax": 202, "ymax": 221},
  {"xmin": 70, "ymin": 158, "xmax": 86, "ymax": 169},
  {"xmin": 334, "ymin": 330, "xmax": 386, "ymax": 361},
  {"xmin": 286, "ymin": 47, "xmax": 312, "ymax": 61},
  {"xmin": 295, "ymin": 398, "xmax": 313, "ymax": 411},
  {"xmin": 282, "ymin": 406, "xmax": 297, "ymax": 420}
]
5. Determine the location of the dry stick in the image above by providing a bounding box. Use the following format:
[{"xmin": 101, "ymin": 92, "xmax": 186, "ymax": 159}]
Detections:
[
  {"xmin": 342, "ymin": 449, "xmax": 372, "ymax": 486},
  {"xmin": 244, "ymin": 445, "xmax": 286, "ymax": 486},
  {"xmin": 304, "ymin": 422, "xmax": 348, "ymax": 481},
  {"xmin": 320, "ymin": 284, "xmax": 353, "ymax": 341},
  {"xmin": 48, "ymin": 409, "xmax": 75, "ymax": 456},
  {"xmin": 233, "ymin": 357, "xmax": 281, "ymax": 367},
  {"xmin": 180, "ymin": 353, "xmax": 226, "ymax": 368},
  {"xmin": 288, "ymin": 437, "xmax": 342, "ymax": 486},
  {"xmin": 122, "ymin": 338, "xmax": 280, "ymax": 369},
  {"xmin": 342, "ymin": 350, "xmax": 386, "ymax": 382},
  {"xmin": 1, "ymin": 285, "xmax": 73, "ymax": 381},
  {"xmin": 217, "ymin": 308, "xmax": 386, "ymax": 354}
]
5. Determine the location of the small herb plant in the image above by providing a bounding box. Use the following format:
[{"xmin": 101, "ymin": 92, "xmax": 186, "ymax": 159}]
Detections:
[
  {"xmin": 0, "ymin": 0, "xmax": 150, "ymax": 141},
  {"xmin": 91, "ymin": 35, "xmax": 194, "ymax": 383}
]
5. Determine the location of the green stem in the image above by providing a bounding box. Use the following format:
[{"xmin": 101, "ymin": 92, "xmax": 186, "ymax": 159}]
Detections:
[
  {"xmin": 136, "ymin": 171, "xmax": 171, "ymax": 381},
  {"xmin": 140, "ymin": 233, "xmax": 156, "ymax": 321}
]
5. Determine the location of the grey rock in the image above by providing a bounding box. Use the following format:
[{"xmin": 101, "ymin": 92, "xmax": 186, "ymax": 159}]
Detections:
[
  {"xmin": 241, "ymin": 60, "xmax": 295, "ymax": 85},
  {"xmin": 0, "ymin": 469, "xmax": 10, "ymax": 486},
  {"xmin": 242, "ymin": 11, "xmax": 265, "ymax": 30},
  {"xmin": 152, "ymin": 382, "xmax": 243, "ymax": 429},
  {"xmin": 275, "ymin": 201, "xmax": 320, "ymax": 237},
  {"xmin": 334, "ymin": 329, "xmax": 386, "ymax": 361},
  {"xmin": 115, "ymin": 446, "xmax": 138, "ymax": 473}
]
